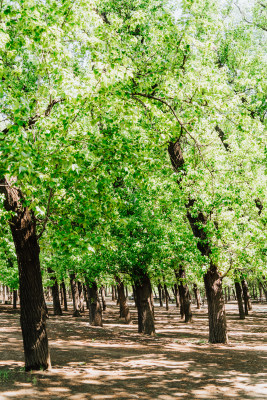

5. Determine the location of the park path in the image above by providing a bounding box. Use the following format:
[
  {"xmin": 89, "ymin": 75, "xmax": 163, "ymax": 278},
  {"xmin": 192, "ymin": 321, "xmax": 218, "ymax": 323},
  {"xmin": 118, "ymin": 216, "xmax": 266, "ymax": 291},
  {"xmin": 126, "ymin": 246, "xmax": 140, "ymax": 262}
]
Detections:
[{"xmin": 0, "ymin": 301, "xmax": 266, "ymax": 400}]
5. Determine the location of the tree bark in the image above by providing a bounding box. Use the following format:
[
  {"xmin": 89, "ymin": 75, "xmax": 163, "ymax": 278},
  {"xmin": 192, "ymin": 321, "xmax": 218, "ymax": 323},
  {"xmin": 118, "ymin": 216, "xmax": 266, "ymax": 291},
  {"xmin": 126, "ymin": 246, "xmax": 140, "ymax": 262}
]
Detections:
[
  {"xmin": 135, "ymin": 273, "xmax": 155, "ymax": 335},
  {"xmin": 115, "ymin": 277, "xmax": 131, "ymax": 323},
  {"xmin": 164, "ymin": 284, "xmax": 169, "ymax": 311},
  {"xmin": 47, "ymin": 267, "xmax": 62, "ymax": 316},
  {"xmin": 234, "ymin": 281, "xmax": 245, "ymax": 319},
  {"xmin": 158, "ymin": 283, "xmax": 163, "ymax": 307},
  {"xmin": 61, "ymin": 281, "xmax": 68, "ymax": 311},
  {"xmin": 13, "ymin": 290, "xmax": 17, "ymax": 309},
  {"xmin": 193, "ymin": 283, "xmax": 201, "ymax": 309},
  {"xmin": 241, "ymin": 278, "xmax": 252, "ymax": 315},
  {"xmin": 111, "ymin": 285, "xmax": 116, "ymax": 301},
  {"xmin": 175, "ymin": 267, "xmax": 192, "ymax": 322},
  {"xmin": 69, "ymin": 273, "xmax": 81, "ymax": 317},
  {"xmin": 0, "ymin": 177, "xmax": 51, "ymax": 370},
  {"xmin": 204, "ymin": 263, "xmax": 228, "ymax": 343},
  {"xmin": 87, "ymin": 281, "xmax": 103, "ymax": 326},
  {"xmin": 77, "ymin": 281, "xmax": 84, "ymax": 313},
  {"xmin": 173, "ymin": 284, "xmax": 180, "ymax": 308},
  {"xmin": 100, "ymin": 285, "xmax": 107, "ymax": 311}
]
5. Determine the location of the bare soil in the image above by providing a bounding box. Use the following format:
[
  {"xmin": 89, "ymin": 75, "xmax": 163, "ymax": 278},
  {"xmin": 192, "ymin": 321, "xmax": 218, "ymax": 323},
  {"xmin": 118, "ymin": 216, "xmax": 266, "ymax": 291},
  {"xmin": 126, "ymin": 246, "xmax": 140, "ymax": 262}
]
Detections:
[{"xmin": 0, "ymin": 300, "xmax": 266, "ymax": 400}]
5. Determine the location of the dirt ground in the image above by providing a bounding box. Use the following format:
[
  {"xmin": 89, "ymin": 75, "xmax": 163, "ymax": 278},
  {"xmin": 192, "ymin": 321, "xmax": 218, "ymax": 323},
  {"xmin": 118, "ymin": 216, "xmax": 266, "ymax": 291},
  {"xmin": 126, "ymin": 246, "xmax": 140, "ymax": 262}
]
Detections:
[{"xmin": 0, "ymin": 300, "xmax": 266, "ymax": 400}]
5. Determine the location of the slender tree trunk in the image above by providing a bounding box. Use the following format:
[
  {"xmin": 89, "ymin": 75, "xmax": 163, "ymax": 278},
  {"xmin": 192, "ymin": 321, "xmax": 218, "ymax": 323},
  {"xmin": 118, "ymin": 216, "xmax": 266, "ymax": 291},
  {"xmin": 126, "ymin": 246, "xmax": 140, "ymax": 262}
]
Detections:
[
  {"xmin": 61, "ymin": 281, "xmax": 68, "ymax": 311},
  {"xmin": 83, "ymin": 284, "xmax": 89, "ymax": 309},
  {"xmin": 135, "ymin": 273, "xmax": 155, "ymax": 335},
  {"xmin": 173, "ymin": 284, "xmax": 180, "ymax": 308},
  {"xmin": 115, "ymin": 277, "xmax": 131, "ymax": 323},
  {"xmin": 227, "ymin": 286, "xmax": 231, "ymax": 301},
  {"xmin": 13, "ymin": 290, "xmax": 17, "ymax": 309},
  {"xmin": 259, "ymin": 281, "xmax": 267, "ymax": 302},
  {"xmin": 0, "ymin": 178, "xmax": 51, "ymax": 371},
  {"xmin": 87, "ymin": 281, "xmax": 103, "ymax": 326},
  {"xmin": 164, "ymin": 284, "xmax": 169, "ymax": 311},
  {"xmin": 234, "ymin": 281, "xmax": 245, "ymax": 319},
  {"xmin": 193, "ymin": 283, "xmax": 201, "ymax": 309},
  {"xmin": 241, "ymin": 278, "xmax": 252, "ymax": 315},
  {"xmin": 47, "ymin": 267, "xmax": 62, "ymax": 316},
  {"xmin": 70, "ymin": 273, "xmax": 81, "ymax": 317},
  {"xmin": 111, "ymin": 285, "xmax": 115, "ymax": 301},
  {"xmin": 224, "ymin": 287, "xmax": 228, "ymax": 303},
  {"xmin": 132, "ymin": 285, "xmax": 137, "ymax": 307},
  {"xmin": 100, "ymin": 285, "xmax": 107, "ymax": 311},
  {"xmin": 158, "ymin": 283, "xmax": 163, "ymax": 307},
  {"xmin": 204, "ymin": 263, "xmax": 228, "ymax": 343}
]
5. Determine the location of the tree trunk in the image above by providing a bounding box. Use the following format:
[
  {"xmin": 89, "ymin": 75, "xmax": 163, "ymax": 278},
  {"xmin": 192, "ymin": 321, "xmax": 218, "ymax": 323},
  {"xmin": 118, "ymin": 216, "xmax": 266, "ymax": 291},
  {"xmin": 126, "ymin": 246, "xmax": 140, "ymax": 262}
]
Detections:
[
  {"xmin": 234, "ymin": 281, "xmax": 245, "ymax": 319},
  {"xmin": 0, "ymin": 177, "xmax": 51, "ymax": 371},
  {"xmin": 164, "ymin": 284, "xmax": 169, "ymax": 311},
  {"xmin": 158, "ymin": 283, "xmax": 163, "ymax": 307},
  {"xmin": 111, "ymin": 285, "xmax": 115, "ymax": 301},
  {"xmin": 204, "ymin": 264, "xmax": 228, "ymax": 343},
  {"xmin": 77, "ymin": 281, "xmax": 84, "ymax": 313},
  {"xmin": 13, "ymin": 290, "xmax": 17, "ymax": 309},
  {"xmin": 132, "ymin": 285, "xmax": 137, "ymax": 307},
  {"xmin": 193, "ymin": 283, "xmax": 201, "ymax": 309},
  {"xmin": 47, "ymin": 267, "xmax": 62, "ymax": 316},
  {"xmin": 87, "ymin": 281, "xmax": 103, "ymax": 326},
  {"xmin": 115, "ymin": 277, "xmax": 131, "ymax": 324},
  {"xmin": 61, "ymin": 281, "xmax": 68, "ymax": 311},
  {"xmin": 100, "ymin": 285, "xmax": 107, "ymax": 311},
  {"xmin": 259, "ymin": 281, "xmax": 267, "ymax": 302},
  {"xmin": 70, "ymin": 273, "xmax": 81, "ymax": 317},
  {"xmin": 175, "ymin": 267, "xmax": 192, "ymax": 322},
  {"xmin": 241, "ymin": 278, "xmax": 252, "ymax": 315},
  {"xmin": 173, "ymin": 284, "xmax": 180, "ymax": 308},
  {"xmin": 135, "ymin": 273, "xmax": 155, "ymax": 335}
]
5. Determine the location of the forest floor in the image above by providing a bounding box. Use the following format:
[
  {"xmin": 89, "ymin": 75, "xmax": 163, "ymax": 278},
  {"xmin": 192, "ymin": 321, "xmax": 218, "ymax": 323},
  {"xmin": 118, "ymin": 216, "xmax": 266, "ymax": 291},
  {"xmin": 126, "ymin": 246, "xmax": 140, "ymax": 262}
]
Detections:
[{"xmin": 0, "ymin": 300, "xmax": 266, "ymax": 400}]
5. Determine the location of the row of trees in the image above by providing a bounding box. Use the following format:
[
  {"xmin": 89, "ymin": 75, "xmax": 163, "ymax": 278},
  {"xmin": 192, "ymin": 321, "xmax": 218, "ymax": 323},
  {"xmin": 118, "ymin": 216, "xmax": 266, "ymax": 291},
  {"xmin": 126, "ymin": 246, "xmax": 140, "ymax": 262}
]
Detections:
[{"xmin": 0, "ymin": 0, "xmax": 266, "ymax": 370}]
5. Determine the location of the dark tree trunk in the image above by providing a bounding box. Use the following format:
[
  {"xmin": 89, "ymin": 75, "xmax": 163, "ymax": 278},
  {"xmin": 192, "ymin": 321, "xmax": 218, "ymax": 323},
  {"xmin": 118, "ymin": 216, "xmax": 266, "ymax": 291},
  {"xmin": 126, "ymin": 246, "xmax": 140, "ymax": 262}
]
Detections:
[
  {"xmin": 158, "ymin": 283, "xmax": 163, "ymax": 307},
  {"xmin": 227, "ymin": 286, "xmax": 231, "ymax": 301},
  {"xmin": 111, "ymin": 285, "xmax": 115, "ymax": 301},
  {"xmin": 193, "ymin": 283, "xmax": 201, "ymax": 309},
  {"xmin": 115, "ymin": 277, "xmax": 131, "ymax": 324},
  {"xmin": 164, "ymin": 284, "xmax": 169, "ymax": 311},
  {"xmin": 259, "ymin": 281, "xmax": 267, "ymax": 302},
  {"xmin": 135, "ymin": 273, "xmax": 155, "ymax": 335},
  {"xmin": 77, "ymin": 281, "xmax": 84, "ymax": 313},
  {"xmin": 47, "ymin": 267, "xmax": 62, "ymax": 316},
  {"xmin": 0, "ymin": 177, "xmax": 51, "ymax": 371},
  {"xmin": 87, "ymin": 281, "xmax": 103, "ymax": 326},
  {"xmin": 204, "ymin": 264, "xmax": 228, "ymax": 343},
  {"xmin": 69, "ymin": 273, "xmax": 81, "ymax": 317},
  {"xmin": 13, "ymin": 290, "xmax": 17, "ymax": 309},
  {"xmin": 83, "ymin": 284, "xmax": 89, "ymax": 309},
  {"xmin": 132, "ymin": 285, "xmax": 137, "ymax": 307},
  {"xmin": 241, "ymin": 278, "xmax": 252, "ymax": 315},
  {"xmin": 224, "ymin": 287, "xmax": 228, "ymax": 303},
  {"xmin": 100, "ymin": 285, "xmax": 107, "ymax": 311},
  {"xmin": 234, "ymin": 281, "xmax": 245, "ymax": 319},
  {"xmin": 173, "ymin": 284, "xmax": 180, "ymax": 308},
  {"xmin": 175, "ymin": 267, "xmax": 192, "ymax": 322},
  {"xmin": 61, "ymin": 281, "xmax": 68, "ymax": 311}
]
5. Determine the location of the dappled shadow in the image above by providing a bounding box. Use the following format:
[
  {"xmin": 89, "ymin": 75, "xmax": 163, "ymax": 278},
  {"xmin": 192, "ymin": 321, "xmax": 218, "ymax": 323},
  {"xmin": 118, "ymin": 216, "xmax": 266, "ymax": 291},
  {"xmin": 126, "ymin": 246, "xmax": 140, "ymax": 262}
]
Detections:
[{"xmin": 0, "ymin": 302, "xmax": 266, "ymax": 399}]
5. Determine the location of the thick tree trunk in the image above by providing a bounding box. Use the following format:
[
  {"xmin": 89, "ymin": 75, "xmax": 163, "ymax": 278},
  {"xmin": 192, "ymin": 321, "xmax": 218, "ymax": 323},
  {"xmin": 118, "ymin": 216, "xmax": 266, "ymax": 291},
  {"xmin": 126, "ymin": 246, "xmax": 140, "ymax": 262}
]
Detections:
[
  {"xmin": 115, "ymin": 277, "xmax": 131, "ymax": 324},
  {"xmin": 77, "ymin": 281, "xmax": 84, "ymax": 313},
  {"xmin": 61, "ymin": 281, "xmax": 68, "ymax": 311},
  {"xmin": 100, "ymin": 285, "xmax": 107, "ymax": 311},
  {"xmin": 47, "ymin": 267, "xmax": 62, "ymax": 316},
  {"xmin": 241, "ymin": 278, "xmax": 252, "ymax": 315},
  {"xmin": 87, "ymin": 281, "xmax": 103, "ymax": 326},
  {"xmin": 234, "ymin": 281, "xmax": 245, "ymax": 319},
  {"xmin": 193, "ymin": 283, "xmax": 201, "ymax": 309},
  {"xmin": 0, "ymin": 178, "xmax": 51, "ymax": 371},
  {"xmin": 204, "ymin": 264, "xmax": 228, "ymax": 343},
  {"xmin": 69, "ymin": 273, "xmax": 81, "ymax": 317},
  {"xmin": 135, "ymin": 273, "xmax": 155, "ymax": 335}
]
